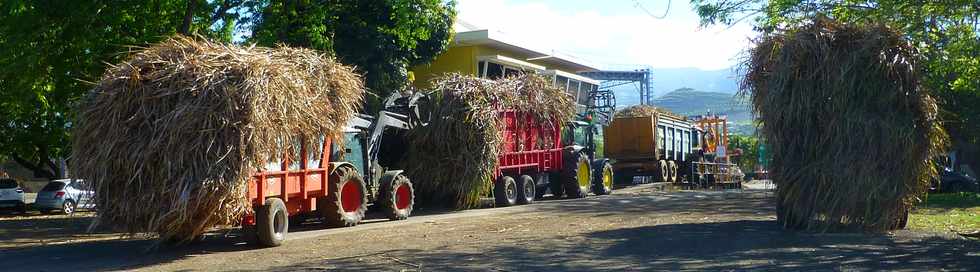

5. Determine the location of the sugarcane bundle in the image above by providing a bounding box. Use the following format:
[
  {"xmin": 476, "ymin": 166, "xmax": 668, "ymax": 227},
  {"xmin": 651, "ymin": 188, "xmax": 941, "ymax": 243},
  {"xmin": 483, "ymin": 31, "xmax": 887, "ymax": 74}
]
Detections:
[
  {"xmin": 404, "ymin": 73, "xmax": 575, "ymax": 209},
  {"xmin": 71, "ymin": 36, "xmax": 363, "ymax": 243},
  {"xmin": 742, "ymin": 18, "xmax": 946, "ymax": 231},
  {"xmin": 614, "ymin": 105, "xmax": 684, "ymax": 120}
]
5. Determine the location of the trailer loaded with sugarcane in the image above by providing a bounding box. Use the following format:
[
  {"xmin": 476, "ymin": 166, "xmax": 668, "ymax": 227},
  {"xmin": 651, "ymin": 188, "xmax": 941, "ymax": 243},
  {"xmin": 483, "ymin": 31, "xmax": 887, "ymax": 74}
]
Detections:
[
  {"xmin": 403, "ymin": 73, "xmax": 609, "ymax": 209},
  {"xmin": 604, "ymin": 105, "xmax": 742, "ymax": 188},
  {"xmin": 71, "ymin": 37, "xmax": 424, "ymax": 247}
]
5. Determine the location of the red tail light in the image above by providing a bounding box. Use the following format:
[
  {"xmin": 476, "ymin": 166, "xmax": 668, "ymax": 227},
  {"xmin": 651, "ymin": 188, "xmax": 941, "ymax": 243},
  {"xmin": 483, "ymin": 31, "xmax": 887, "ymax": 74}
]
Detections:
[{"xmin": 55, "ymin": 191, "xmax": 65, "ymax": 198}]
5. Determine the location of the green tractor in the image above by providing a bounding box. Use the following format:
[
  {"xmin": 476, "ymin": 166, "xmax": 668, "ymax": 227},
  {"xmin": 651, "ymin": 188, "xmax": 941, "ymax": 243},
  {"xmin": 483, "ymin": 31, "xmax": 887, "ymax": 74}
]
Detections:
[{"xmin": 564, "ymin": 115, "xmax": 614, "ymax": 196}]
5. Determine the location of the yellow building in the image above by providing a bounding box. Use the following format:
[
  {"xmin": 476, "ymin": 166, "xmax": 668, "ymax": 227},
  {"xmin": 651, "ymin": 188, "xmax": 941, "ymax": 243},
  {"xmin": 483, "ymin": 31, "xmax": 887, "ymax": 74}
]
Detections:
[{"xmin": 411, "ymin": 21, "xmax": 601, "ymax": 106}]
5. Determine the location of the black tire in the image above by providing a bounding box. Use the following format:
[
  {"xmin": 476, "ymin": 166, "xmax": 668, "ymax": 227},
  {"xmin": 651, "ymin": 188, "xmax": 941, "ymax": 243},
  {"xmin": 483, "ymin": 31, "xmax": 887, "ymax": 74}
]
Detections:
[
  {"xmin": 563, "ymin": 152, "xmax": 591, "ymax": 199},
  {"xmin": 321, "ymin": 166, "xmax": 368, "ymax": 227},
  {"xmin": 62, "ymin": 199, "xmax": 76, "ymax": 215},
  {"xmin": 516, "ymin": 175, "xmax": 535, "ymax": 205},
  {"xmin": 494, "ymin": 176, "xmax": 518, "ymax": 206},
  {"xmin": 379, "ymin": 174, "xmax": 414, "ymax": 220},
  {"xmin": 658, "ymin": 160, "xmax": 668, "ymax": 182},
  {"xmin": 668, "ymin": 161, "xmax": 678, "ymax": 183},
  {"xmin": 255, "ymin": 197, "xmax": 288, "ymax": 247},
  {"xmin": 593, "ymin": 162, "xmax": 614, "ymax": 195}
]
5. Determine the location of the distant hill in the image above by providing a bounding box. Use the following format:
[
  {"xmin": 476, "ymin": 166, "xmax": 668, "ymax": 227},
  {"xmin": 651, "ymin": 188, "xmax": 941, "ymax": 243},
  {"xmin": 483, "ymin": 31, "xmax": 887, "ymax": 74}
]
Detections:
[
  {"xmin": 608, "ymin": 67, "xmax": 739, "ymax": 106},
  {"xmin": 649, "ymin": 87, "xmax": 753, "ymax": 123}
]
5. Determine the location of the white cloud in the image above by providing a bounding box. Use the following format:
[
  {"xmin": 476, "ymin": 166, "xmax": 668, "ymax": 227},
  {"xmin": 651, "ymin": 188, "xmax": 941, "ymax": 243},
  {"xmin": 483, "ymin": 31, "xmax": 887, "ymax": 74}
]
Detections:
[{"xmin": 456, "ymin": 0, "xmax": 757, "ymax": 70}]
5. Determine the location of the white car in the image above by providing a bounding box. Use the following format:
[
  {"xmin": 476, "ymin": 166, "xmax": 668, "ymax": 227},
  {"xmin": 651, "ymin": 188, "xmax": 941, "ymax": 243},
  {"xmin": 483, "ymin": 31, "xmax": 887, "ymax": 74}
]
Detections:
[
  {"xmin": 0, "ymin": 178, "xmax": 28, "ymax": 213},
  {"xmin": 34, "ymin": 179, "xmax": 95, "ymax": 215}
]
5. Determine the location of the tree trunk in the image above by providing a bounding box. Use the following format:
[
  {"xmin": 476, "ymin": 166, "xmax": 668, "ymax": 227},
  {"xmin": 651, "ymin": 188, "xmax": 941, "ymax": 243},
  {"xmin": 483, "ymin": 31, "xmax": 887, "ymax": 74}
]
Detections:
[
  {"xmin": 11, "ymin": 155, "xmax": 55, "ymax": 180},
  {"xmin": 179, "ymin": 0, "xmax": 198, "ymax": 35}
]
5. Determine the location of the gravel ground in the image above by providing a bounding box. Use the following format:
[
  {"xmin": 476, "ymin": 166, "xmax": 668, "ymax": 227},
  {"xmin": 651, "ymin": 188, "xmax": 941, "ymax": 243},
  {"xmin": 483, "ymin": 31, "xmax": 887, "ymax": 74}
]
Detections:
[{"xmin": 0, "ymin": 183, "xmax": 977, "ymax": 271}]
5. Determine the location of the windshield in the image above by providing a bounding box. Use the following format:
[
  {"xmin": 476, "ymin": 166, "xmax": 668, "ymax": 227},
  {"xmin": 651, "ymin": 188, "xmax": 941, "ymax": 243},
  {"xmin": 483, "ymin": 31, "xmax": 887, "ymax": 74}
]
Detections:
[
  {"xmin": 41, "ymin": 182, "xmax": 66, "ymax": 191},
  {"xmin": 0, "ymin": 179, "xmax": 17, "ymax": 189}
]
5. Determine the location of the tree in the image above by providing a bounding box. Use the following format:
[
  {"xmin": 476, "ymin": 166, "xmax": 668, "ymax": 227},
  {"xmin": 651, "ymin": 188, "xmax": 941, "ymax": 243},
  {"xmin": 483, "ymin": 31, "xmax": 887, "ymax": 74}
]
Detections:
[
  {"xmin": 251, "ymin": 0, "xmax": 456, "ymax": 111},
  {"xmin": 0, "ymin": 1, "xmax": 260, "ymax": 179},
  {"xmin": 692, "ymin": 0, "xmax": 980, "ymax": 158}
]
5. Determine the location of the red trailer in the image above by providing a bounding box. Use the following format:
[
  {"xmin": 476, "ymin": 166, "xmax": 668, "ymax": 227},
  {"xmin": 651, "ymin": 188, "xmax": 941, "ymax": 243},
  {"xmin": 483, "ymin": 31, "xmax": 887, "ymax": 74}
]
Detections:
[
  {"xmin": 241, "ymin": 93, "xmax": 425, "ymax": 247},
  {"xmin": 492, "ymin": 110, "xmax": 594, "ymax": 206}
]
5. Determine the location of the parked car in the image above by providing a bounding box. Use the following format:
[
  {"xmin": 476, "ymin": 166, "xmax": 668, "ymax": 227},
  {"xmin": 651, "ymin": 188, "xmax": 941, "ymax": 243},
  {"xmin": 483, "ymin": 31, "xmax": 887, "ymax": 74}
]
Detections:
[
  {"xmin": 931, "ymin": 167, "xmax": 979, "ymax": 193},
  {"xmin": 34, "ymin": 179, "xmax": 95, "ymax": 215},
  {"xmin": 0, "ymin": 178, "xmax": 27, "ymax": 213}
]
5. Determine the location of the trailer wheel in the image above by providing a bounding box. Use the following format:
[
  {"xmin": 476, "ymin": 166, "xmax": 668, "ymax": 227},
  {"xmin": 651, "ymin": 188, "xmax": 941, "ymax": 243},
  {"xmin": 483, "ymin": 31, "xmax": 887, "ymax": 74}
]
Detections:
[
  {"xmin": 593, "ymin": 162, "xmax": 614, "ymax": 195},
  {"xmin": 256, "ymin": 198, "xmax": 287, "ymax": 247},
  {"xmin": 658, "ymin": 160, "xmax": 669, "ymax": 183},
  {"xmin": 379, "ymin": 173, "xmax": 414, "ymax": 220},
  {"xmin": 494, "ymin": 176, "xmax": 518, "ymax": 206},
  {"xmin": 516, "ymin": 175, "xmax": 535, "ymax": 205},
  {"xmin": 321, "ymin": 166, "xmax": 368, "ymax": 227},
  {"xmin": 563, "ymin": 152, "xmax": 591, "ymax": 198}
]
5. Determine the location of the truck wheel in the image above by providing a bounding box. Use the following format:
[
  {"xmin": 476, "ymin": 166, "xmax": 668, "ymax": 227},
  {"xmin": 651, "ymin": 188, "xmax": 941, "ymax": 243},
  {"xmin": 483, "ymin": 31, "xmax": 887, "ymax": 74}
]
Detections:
[
  {"xmin": 256, "ymin": 197, "xmax": 288, "ymax": 247},
  {"xmin": 321, "ymin": 166, "xmax": 368, "ymax": 227},
  {"xmin": 658, "ymin": 160, "xmax": 669, "ymax": 182},
  {"xmin": 593, "ymin": 162, "xmax": 614, "ymax": 195},
  {"xmin": 494, "ymin": 176, "xmax": 518, "ymax": 206},
  {"xmin": 516, "ymin": 175, "xmax": 535, "ymax": 205},
  {"xmin": 668, "ymin": 161, "xmax": 678, "ymax": 183},
  {"xmin": 379, "ymin": 174, "xmax": 414, "ymax": 220},
  {"xmin": 563, "ymin": 152, "xmax": 591, "ymax": 198}
]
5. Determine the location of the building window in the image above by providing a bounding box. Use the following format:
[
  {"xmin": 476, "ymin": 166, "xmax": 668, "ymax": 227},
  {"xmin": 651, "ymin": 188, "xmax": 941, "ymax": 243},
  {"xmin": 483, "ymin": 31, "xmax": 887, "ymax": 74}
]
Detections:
[
  {"xmin": 485, "ymin": 62, "xmax": 504, "ymax": 79},
  {"xmin": 555, "ymin": 75, "xmax": 569, "ymax": 91},
  {"xmin": 478, "ymin": 61, "xmax": 486, "ymax": 78}
]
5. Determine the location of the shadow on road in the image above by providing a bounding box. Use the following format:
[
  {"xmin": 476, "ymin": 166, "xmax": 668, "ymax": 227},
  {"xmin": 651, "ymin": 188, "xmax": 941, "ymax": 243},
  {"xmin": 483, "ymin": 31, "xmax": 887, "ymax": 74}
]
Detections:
[{"xmin": 251, "ymin": 220, "xmax": 980, "ymax": 271}]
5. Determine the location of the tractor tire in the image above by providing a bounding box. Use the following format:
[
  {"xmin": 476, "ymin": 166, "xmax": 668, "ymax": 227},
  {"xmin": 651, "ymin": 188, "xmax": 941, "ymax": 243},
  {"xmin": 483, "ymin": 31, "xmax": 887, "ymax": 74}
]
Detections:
[
  {"xmin": 562, "ymin": 151, "xmax": 591, "ymax": 199},
  {"xmin": 548, "ymin": 172, "xmax": 564, "ymax": 198},
  {"xmin": 494, "ymin": 176, "xmax": 518, "ymax": 206},
  {"xmin": 321, "ymin": 166, "xmax": 368, "ymax": 227},
  {"xmin": 516, "ymin": 175, "xmax": 535, "ymax": 205},
  {"xmin": 658, "ymin": 160, "xmax": 669, "ymax": 183},
  {"xmin": 255, "ymin": 197, "xmax": 288, "ymax": 247},
  {"xmin": 593, "ymin": 162, "xmax": 614, "ymax": 195},
  {"xmin": 379, "ymin": 173, "xmax": 414, "ymax": 221}
]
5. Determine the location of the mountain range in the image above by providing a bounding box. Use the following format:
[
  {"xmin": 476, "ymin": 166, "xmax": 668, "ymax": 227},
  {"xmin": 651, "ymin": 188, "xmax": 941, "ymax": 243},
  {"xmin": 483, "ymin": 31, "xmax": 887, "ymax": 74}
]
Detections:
[{"xmin": 609, "ymin": 67, "xmax": 740, "ymax": 107}]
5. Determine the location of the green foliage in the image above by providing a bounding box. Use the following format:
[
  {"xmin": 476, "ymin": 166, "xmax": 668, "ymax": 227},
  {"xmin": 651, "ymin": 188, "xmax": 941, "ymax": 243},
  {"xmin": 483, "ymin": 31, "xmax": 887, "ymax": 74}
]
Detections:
[
  {"xmin": 251, "ymin": 0, "xmax": 456, "ymax": 111},
  {"xmin": 691, "ymin": 0, "xmax": 980, "ymax": 146},
  {"xmin": 728, "ymin": 134, "xmax": 761, "ymax": 173},
  {"xmin": 0, "ymin": 0, "xmax": 260, "ymax": 178}
]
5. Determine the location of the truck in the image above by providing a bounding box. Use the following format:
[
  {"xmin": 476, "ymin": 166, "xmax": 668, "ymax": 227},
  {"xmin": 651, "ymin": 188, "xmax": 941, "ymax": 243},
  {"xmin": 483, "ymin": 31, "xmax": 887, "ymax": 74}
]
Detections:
[
  {"xmin": 493, "ymin": 109, "xmax": 592, "ymax": 206},
  {"xmin": 604, "ymin": 112, "xmax": 742, "ymax": 188},
  {"xmin": 241, "ymin": 93, "xmax": 426, "ymax": 247}
]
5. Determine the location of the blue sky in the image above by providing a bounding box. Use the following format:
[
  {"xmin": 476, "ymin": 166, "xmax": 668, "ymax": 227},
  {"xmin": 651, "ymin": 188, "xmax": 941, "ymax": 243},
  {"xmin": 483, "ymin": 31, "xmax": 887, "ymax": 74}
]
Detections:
[{"xmin": 456, "ymin": 0, "xmax": 757, "ymax": 71}]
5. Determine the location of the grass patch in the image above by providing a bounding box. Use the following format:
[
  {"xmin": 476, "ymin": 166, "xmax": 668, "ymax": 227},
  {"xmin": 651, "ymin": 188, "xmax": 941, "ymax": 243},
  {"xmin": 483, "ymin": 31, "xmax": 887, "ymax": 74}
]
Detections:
[{"xmin": 909, "ymin": 192, "xmax": 980, "ymax": 233}]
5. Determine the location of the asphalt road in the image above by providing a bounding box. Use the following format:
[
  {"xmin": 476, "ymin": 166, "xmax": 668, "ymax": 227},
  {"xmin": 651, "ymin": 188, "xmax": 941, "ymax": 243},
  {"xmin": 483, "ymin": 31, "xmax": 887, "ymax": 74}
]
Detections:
[{"xmin": 1, "ymin": 183, "xmax": 978, "ymax": 271}]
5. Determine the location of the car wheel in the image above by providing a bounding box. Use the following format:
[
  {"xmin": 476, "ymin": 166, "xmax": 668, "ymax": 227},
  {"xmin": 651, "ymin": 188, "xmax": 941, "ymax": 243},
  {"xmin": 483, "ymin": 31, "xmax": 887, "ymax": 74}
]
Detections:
[{"xmin": 62, "ymin": 200, "xmax": 76, "ymax": 215}]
